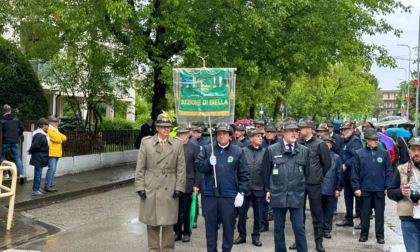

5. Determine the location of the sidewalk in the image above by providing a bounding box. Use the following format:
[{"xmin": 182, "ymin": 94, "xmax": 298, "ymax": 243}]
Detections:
[{"xmin": 0, "ymin": 163, "xmax": 136, "ymax": 249}]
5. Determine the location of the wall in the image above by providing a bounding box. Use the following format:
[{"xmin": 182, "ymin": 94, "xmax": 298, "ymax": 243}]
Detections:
[{"xmin": 22, "ymin": 131, "xmax": 138, "ymax": 180}]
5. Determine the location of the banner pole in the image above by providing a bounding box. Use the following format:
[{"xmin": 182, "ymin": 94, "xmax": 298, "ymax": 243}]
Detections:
[{"xmin": 208, "ymin": 116, "xmax": 218, "ymax": 189}]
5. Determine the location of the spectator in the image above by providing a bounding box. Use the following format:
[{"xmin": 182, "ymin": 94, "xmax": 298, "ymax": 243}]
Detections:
[
  {"xmin": 134, "ymin": 118, "xmax": 154, "ymax": 149},
  {"xmin": 27, "ymin": 118, "xmax": 50, "ymax": 196},
  {"xmin": 44, "ymin": 116, "xmax": 67, "ymax": 193},
  {"xmin": 1, "ymin": 104, "xmax": 25, "ymax": 183},
  {"xmin": 388, "ymin": 136, "xmax": 420, "ymax": 251}
]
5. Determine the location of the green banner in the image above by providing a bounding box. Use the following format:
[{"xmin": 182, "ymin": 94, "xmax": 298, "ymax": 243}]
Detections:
[{"xmin": 174, "ymin": 68, "xmax": 235, "ymax": 116}]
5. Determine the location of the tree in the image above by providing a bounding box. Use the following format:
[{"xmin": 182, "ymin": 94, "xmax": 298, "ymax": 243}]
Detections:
[
  {"xmin": 3, "ymin": 0, "xmax": 411, "ymax": 121},
  {"xmin": 13, "ymin": 1, "xmax": 139, "ymax": 130},
  {"xmin": 284, "ymin": 62, "xmax": 377, "ymax": 119},
  {"xmin": 0, "ymin": 37, "xmax": 48, "ymax": 122}
]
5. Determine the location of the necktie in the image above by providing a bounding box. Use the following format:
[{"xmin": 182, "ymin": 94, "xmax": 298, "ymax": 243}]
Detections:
[{"xmin": 287, "ymin": 144, "xmax": 293, "ymax": 152}]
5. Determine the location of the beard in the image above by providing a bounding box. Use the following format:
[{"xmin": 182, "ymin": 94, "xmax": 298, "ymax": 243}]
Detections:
[{"xmin": 412, "ymin": 157, "xmax": 420, "ymax": 168}]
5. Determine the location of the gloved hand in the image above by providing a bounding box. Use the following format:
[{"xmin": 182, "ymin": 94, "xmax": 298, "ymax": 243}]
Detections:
[
  {"xmin": 234, "ymin": 192, "xmax": 244, "ymax": 207},
  {"xmin": 137, "ymin": 190, "xmax": 146, "ymax": 199},
  {"xmin": 210, "ymin": 155, "xmax": 217, "ymax": 166},
  {"xmin": 173, "ymin": 190, "xmax": 184, "ymax": 199}
]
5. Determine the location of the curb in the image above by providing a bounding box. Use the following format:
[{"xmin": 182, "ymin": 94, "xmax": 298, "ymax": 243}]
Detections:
[{"xmin": 11, "ymin": 178, "xmax": 134, "ymax": 211}]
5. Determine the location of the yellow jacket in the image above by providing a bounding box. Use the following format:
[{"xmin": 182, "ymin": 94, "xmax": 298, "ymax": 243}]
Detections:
[{"xmin": 48, "ymin": 126, "xmax": 67, "ymax": 157}]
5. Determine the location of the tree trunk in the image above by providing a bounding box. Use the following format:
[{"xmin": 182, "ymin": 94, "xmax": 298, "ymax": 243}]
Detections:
[
  {"xmin": 249, "ymin": 104, "xmax": 255, "ymax": 119},
  {"xmin": 151, "ymin": 66, "xmax": 167, "ymax": 121},
  {"xmin": 273, "ymin": 97, "xmax": 282, "ymax": 119}
]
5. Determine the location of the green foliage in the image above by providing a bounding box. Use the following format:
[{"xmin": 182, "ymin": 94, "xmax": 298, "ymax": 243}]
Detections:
[
  {"xmin": 285, "ymin": 62, "xmax": 376, "ymax": 119},
  {"xmin": 3, "ymin": 0, "xmax": 411, "ymax": 122},
  {"xmin": 0, "ymin": 37, "xmax": 48, "ymax": 122},
  {"xmin": 100, "ymin": 117, "xmax": 136, "ymax": 130}
]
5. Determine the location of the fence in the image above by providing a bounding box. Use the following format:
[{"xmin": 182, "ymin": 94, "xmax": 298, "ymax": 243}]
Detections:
[{"xmin": 62, "ymin": 130, "xmax": 138, "ymax": 157}]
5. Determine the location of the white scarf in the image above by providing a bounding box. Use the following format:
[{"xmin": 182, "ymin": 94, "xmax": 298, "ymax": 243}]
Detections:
[{"xmin": 33, "ymin": 127, "xmax": 50, "ymax": 145}]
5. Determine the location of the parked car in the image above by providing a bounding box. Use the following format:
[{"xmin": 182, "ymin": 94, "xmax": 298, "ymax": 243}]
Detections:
[{"xmin": 379, "ymin": 116, "xmax": 403, "ymax": 122}]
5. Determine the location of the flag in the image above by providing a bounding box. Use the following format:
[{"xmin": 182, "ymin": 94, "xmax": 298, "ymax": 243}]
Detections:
[{"xmin": 173, "ymin": 68, "xmax": 236, "ymax": 124}]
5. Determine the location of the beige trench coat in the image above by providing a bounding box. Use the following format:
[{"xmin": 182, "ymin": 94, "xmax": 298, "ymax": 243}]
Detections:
[{"xmin": 135, "ymin": 134, "xmax": 186, "ymax": 226}]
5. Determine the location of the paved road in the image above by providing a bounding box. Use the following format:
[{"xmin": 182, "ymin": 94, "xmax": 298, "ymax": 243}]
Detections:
[{"xmin": 10, "ymin": 186, "xmax": 406, "ymax": 252}]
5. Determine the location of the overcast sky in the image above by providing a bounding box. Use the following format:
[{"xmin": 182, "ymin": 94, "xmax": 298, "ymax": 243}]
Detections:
[{"xmin": 364, "ymin": 0, "xmax": 420, "ymax": 90}]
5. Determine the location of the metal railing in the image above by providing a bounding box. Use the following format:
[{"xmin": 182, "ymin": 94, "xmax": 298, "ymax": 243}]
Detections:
[
  {"xmin": 62, "ymin": 130, "xmax": 138, "ymax": 157},
  {"xmin": 0, "ymin": 161, "xmax": 17, "ymax": 230}
]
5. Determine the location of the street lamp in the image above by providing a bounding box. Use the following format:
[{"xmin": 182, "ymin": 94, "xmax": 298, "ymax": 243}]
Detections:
[
  {"xmin": 397, "ymin": 67, "xmax": 408, "ymax": 118},
  {"xmin": 397, "ymin": 44, "xmax": 411, "ymax": 120}
]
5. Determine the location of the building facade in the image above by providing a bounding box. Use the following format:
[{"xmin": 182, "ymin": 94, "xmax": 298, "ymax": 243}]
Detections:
[{"xmin": 380, "ymin": 89, "xmax": 399, "ymax": 115}]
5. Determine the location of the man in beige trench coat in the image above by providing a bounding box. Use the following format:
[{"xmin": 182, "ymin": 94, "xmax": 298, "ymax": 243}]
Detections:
[{"xmin": 135, "ymin": 113, "xmax": 186, "ymax": 252}]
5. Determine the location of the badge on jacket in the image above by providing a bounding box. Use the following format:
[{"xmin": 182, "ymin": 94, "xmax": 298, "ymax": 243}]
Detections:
[{"xmin": 377, "ymin": 157, "xmax": 383, "ymax": 163}]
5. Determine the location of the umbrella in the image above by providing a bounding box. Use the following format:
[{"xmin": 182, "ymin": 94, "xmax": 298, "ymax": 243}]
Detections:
[
  {"xmin": 377, "ymin": 133, "xmax": 394, "ymax": 151},
  {"xmin": 189, "ymin": 193, "xmax": 197, "ymax": 230},
  {"xmin": 234, "ymin": 119, "xmax": 251, "ymax": 126},
  {"xmin": 385, "ymin": 128, "xmax": 412, "ymax": 138}
]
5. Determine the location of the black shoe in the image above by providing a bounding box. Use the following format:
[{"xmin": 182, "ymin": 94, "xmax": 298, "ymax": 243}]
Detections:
[
  {"xmin": 233, "ymin": 237, "xmax": 246, "ymax": 245},
  {"xmin": 182, "ymin": 234, "xmax": 190, "ymax": 242},
  {"xmin": 18, "ymin": 175, "xmax": 26, "ymax": 185},
  {"xmin": 252, "ymin": 239, "xmax": 262, "ymax": 247},
  {"xmin": 260, "ymin": 225, "xmax": 269, "ymax": 232},
  {"xmin": 193, "ymin": 222, "xmax": 197, "ymax": 229},
  {"xmin": 44, "ymin": 186, "xmax": 57, "ymax": 193},
  {"xmin": 358, "ymin": 236, "xmax": 368, "ymax": 242},
  {"xmin": 336, "ymin": 220, "xmax": 353, "ymax": 227},
  {"xmin": 267, "ymin": 214, "xmax": 274, "ymax": 221},
  {"xmin": 316, "ymin": 243, "xmax": 325, "ymax": 252},
  {"xmin": 174, "ymin": 234, "xmax": 182, "ymax": 241},
  {"xmin": 353, "ymin": 213, "xmax": 360, "ymax": 219},
  {"xmin": 377, "ymin": 238, "xmax": 385, "ymax": 244},
  {"xmin": 354, "ymin": 223, "xmax": 361, "ymax": 229},
  {"xmin": 323, "ymin": 233, "xmax": 332, "ymax": 239},
  {"xmin": 289, "ymin": 243, "xmax": 296, "ymax": 250}
]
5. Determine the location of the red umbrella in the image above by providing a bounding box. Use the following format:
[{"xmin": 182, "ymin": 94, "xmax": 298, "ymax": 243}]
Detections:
[{"xmin": 234, "ymin": 119, "xmax": 251, "ymax": 126}]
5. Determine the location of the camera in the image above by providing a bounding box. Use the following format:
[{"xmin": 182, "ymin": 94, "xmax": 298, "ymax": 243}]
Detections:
[{"xmin": 410, "ymin": 183, "xmax": 420, "ymax": 203}]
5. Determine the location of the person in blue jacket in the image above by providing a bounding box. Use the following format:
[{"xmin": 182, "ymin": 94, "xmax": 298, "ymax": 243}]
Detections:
[
  {"xmin": 27, "ymin": 118, "xmax": 50, "ymax": 196},
  {"xmin": 196, "ymin": 122, "xmax": 250, "ymax": 252},
  {"xmin": 351, "ymin": 127, "xmax": 393, "ymax": 244},
  {"xmin": 320, "ymin": 135, "xmax": 342, "ymax": 239},
  {"xmin": 234, "ymin": 123, "xmax": 250, "ymax": 147},
  {"xmin": 336, "ymin": 122, "xmax": 363, "ymax": 227}
]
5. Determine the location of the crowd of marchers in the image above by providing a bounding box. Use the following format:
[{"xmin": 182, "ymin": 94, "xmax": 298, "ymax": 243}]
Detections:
[{"xmin": 134, "ymin": 114, "xmax": 420, "ymax": 252}]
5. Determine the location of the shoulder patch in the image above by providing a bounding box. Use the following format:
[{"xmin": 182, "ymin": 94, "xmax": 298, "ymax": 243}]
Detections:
[{"xmin": 142, "ymin": 136, "xmax": 152, "ymax": 140}]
